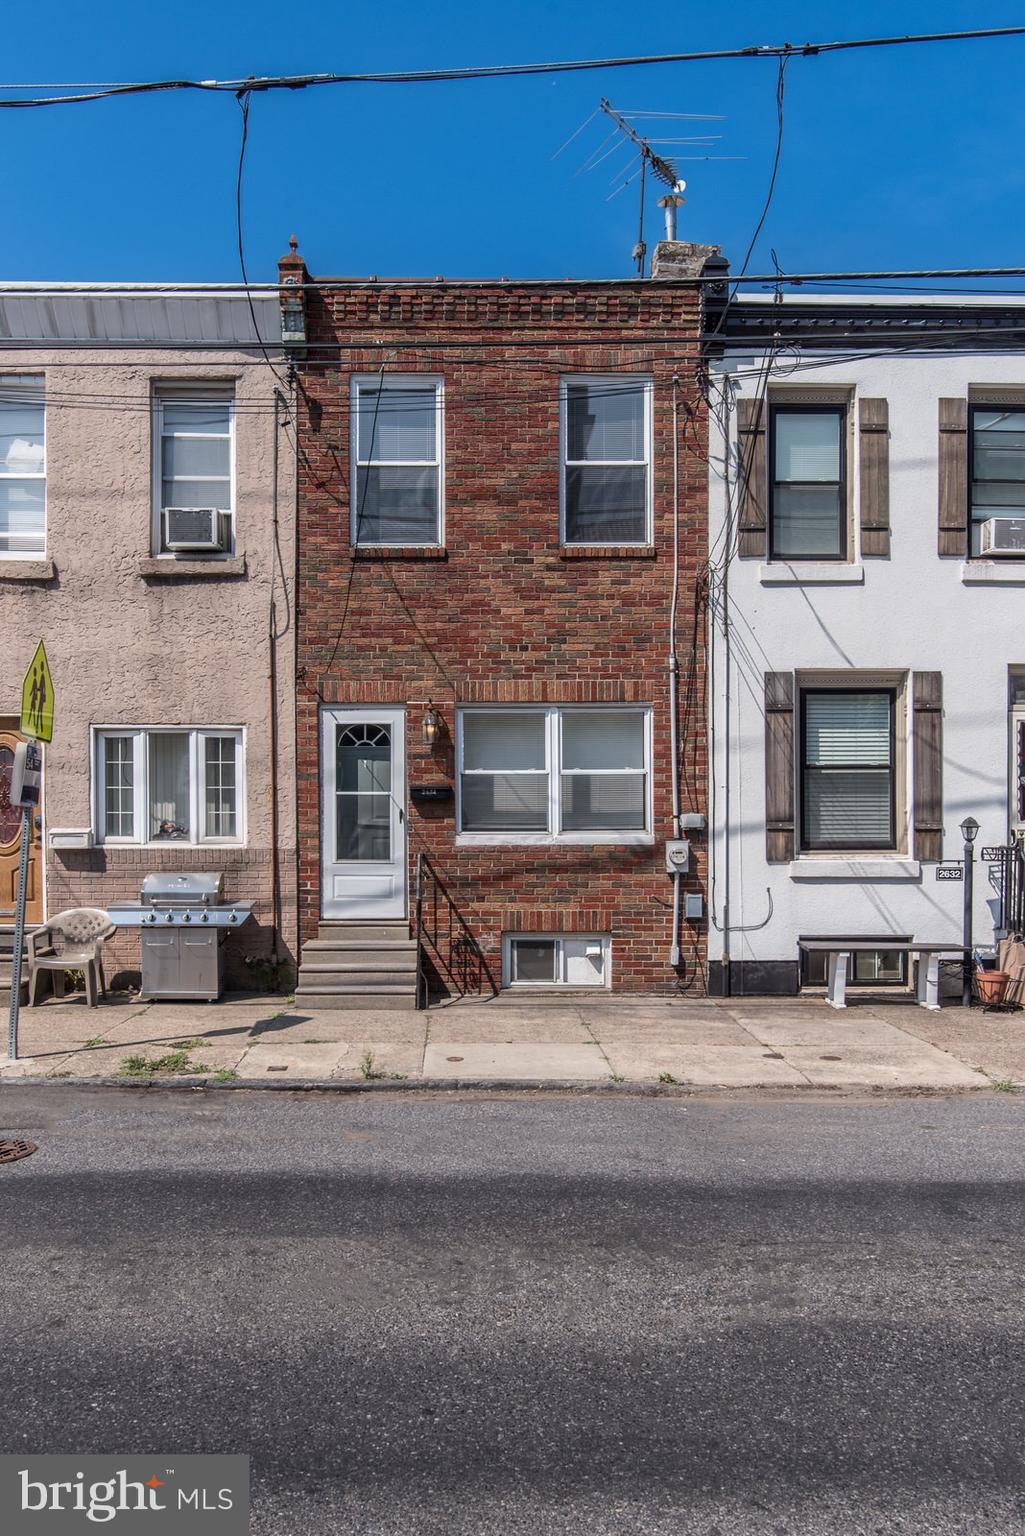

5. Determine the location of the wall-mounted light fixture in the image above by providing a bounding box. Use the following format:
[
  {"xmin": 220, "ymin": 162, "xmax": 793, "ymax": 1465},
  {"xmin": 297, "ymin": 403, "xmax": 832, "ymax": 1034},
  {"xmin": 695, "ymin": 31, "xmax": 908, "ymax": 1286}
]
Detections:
[{"xmin": 423, "ymin": 702, "xmax": 442, "ymax": 748}]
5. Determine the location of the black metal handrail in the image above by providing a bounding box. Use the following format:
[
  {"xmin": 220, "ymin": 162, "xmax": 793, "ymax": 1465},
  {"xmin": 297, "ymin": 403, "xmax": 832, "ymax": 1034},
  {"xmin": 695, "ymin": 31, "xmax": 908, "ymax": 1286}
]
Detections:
[
  {"xmin": 996, "ymin": 839, "xmax": 1025, "ymax": 936},
  {"xmin": 413, "ymin": 851, "xmax": 498, "ymax": 1008}
]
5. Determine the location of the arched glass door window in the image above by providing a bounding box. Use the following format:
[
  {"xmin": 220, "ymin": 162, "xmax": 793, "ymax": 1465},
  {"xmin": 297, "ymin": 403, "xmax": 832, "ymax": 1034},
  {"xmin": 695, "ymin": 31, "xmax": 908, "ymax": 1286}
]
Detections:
[{"xmin": 336, "ymin": 723, "xmax": 392, "ymax": 861}]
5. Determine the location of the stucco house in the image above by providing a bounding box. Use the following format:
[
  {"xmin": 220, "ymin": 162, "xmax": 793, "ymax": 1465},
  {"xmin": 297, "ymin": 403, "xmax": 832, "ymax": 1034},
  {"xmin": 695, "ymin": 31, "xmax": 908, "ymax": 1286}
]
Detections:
[
  {"xmin": 0, "ymin": 285, "xmax": 297, "ymax": 992},
  {"xmin": 705, "ymin": 286, "xmax": 1025, "ymax": 996}
]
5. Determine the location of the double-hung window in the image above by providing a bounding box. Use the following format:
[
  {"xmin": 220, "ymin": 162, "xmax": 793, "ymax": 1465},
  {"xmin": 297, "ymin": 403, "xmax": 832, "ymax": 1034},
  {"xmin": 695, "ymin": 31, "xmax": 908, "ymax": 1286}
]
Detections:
[
  {"xmin": 96, "ymin": 728, "xmax": 243, "ymax": 845},
  {"xmin": 970, "ymin": 407, "xmax": 1025, "ymax": 557},
  {"xmin": 352, "ymin": 375, "xmax": 443, "ymax": 545},
  {"xmin": 800, "ymin": 690, "xmax": 895, "ymax": 850},
  {"xmin": 0, "ymin": 377, "xmax": 45, "ymax": 556},
  {"xmin": 153, "ymin": 387, "xmax": 234, "ymax": 554},
  {"xmin": 458, "ymin": 707, "xmax": 651, "ymax": 841},
  {"xmin": 561, "ymin": 377, "xmax": 651, "ymax": 544},
  {"xmin": 770, "ymin": 406, "xmax": 846, "ymax": 560}
]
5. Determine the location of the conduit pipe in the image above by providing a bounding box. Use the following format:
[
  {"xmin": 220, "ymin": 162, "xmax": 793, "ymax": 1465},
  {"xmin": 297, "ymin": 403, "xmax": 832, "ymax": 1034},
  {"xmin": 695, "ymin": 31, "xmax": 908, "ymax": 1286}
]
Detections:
[{"xmin": 669, "ymin": 373, "xmax": 682, "ymax": 969}]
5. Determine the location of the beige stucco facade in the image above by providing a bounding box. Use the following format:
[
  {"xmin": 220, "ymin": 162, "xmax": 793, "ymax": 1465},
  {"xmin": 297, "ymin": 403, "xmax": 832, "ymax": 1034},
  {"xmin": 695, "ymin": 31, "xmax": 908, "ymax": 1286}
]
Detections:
[{"xmin": 0, "ymin": 292, "xmax": 297, "ymax": 987}]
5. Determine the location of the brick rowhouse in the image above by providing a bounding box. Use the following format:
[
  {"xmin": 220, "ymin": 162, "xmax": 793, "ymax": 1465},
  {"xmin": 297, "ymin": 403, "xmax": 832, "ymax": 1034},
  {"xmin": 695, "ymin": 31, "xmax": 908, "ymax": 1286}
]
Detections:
[{"xmin": 285, "ymin": 237, "xmax": 716, "ymax": 996}]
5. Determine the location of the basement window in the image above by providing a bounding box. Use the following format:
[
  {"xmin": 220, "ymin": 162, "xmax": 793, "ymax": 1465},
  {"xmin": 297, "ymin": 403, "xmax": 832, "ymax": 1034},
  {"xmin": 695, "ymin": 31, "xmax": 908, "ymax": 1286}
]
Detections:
[{"xmin": 503, "ymin": 934, "xmax": 610, "ymax": 988}]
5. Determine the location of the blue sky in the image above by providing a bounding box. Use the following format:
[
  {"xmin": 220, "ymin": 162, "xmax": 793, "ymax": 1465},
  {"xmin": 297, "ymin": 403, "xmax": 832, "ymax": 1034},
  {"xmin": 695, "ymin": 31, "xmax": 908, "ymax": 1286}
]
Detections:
[{"xmin": 4, "ymin": 1, "xmax": 1025, "ymax": 285}]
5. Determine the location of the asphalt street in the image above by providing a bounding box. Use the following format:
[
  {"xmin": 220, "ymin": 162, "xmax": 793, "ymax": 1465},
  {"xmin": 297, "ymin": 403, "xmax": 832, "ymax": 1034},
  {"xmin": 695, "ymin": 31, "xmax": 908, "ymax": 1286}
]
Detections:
[{"xmin": 1, "ymin": 1086, "xmax": 1024, "ymax": 1534}]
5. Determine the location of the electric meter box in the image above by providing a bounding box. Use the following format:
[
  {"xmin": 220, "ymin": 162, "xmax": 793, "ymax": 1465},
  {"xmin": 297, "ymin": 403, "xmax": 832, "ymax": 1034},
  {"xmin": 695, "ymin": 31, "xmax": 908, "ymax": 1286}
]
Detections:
[
  {"xmin": 664, "ymin": 838, "xmax": 690, "ymax": 875},
  {"xmin": 10, "ymin": 739, "xmax": 42, "ymax": 808}
]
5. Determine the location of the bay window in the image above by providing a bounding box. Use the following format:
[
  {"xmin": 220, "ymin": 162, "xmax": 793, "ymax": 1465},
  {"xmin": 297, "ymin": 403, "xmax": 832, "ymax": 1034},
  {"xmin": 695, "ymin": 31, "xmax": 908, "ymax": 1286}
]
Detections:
[
  {"xmin": 96, "ymin": 728, "xmax": 243, "ymax": 844},
  {"xmin": 458, "ymin": 707, "xmax": 651, "ymax": 842}
]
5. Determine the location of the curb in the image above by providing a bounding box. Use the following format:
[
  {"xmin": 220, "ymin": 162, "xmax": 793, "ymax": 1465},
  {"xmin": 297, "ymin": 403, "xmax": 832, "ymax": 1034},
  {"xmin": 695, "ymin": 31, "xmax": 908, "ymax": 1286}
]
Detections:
[{"xmin": 0, "ymin": 1072, "xmax": 1004, "ymax": 1097}]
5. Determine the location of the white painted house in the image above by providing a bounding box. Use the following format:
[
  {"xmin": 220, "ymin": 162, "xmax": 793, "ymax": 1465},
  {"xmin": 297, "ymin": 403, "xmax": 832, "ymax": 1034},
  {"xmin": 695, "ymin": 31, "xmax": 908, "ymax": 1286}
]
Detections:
[{"xmin": 705, "ymin": 288, "xmax": 1025, "ymax": 995}]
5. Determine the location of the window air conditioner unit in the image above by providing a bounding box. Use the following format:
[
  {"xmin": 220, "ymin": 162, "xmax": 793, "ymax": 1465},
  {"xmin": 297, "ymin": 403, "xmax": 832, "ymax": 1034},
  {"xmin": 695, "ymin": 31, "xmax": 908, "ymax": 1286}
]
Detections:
[
  {"xmin": 163, "ymin": 507, "xmax": 230, "ymax": 552},
  {"xmin": 979, "ymin": 516, "xmax": 1025, "ymax": 556}
]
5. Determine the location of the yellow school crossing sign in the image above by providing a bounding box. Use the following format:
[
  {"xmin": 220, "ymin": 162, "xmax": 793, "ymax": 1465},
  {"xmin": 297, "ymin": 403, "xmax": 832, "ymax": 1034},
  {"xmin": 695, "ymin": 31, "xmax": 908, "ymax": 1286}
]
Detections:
[{"xmin": 20, "ymin": 640, "xmax": 54, "ymax": 742}]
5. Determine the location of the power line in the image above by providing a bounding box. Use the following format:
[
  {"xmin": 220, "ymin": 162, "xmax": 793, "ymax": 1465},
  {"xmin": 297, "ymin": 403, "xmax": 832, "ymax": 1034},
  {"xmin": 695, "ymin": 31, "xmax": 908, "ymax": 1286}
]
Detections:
[{"xmin": 0, "ymin": 27, "xmax": 1022, "ymax": 107}]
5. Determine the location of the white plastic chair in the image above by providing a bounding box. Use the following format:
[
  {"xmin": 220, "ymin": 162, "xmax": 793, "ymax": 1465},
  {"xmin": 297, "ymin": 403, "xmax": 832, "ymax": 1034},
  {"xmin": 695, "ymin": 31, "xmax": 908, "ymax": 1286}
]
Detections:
[{"xmin": 27, "ymin": 908, "xmax": 116, "ymax": 1007}]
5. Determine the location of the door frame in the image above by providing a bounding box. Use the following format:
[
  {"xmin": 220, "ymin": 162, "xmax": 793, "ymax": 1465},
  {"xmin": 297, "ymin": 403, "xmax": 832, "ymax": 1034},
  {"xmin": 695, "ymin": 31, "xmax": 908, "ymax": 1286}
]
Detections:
[{"xmin": 319, "ymin": 705, "xmax": 407, "ymax": 920}]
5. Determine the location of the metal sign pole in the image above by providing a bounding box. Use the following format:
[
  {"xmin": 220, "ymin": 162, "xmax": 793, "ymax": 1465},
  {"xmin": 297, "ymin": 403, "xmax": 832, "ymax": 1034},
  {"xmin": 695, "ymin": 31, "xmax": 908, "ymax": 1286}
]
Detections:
[{"xmin": 7, "ymin": 805, "xmax": 32, "ymax": 1061}]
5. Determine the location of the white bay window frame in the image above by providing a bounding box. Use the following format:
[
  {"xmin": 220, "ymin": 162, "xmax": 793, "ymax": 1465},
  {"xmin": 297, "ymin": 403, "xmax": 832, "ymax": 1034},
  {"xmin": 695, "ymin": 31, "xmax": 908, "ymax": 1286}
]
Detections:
[
  {"xmin": 151, "ymin": 384, "xmax": 236, "ymax": 557},
  {"xmin": 559, "ymin": 375, "xmax": 653, "ymax": 547},
  {"xmin": 350, "ymin": 373, "xmax": 444, "ymax": 547},
  {"xmin": 456, "ymin": 705, "xmax": 653, "ymax": 846},
  {"xmin": 93, "ymin": 727, "xmax": 245, "ymax": 846}
]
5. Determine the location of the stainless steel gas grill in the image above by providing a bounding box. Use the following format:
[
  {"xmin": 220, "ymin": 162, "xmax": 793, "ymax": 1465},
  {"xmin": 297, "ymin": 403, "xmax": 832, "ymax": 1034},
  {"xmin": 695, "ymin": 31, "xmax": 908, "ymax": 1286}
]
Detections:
[{"xmin": 108, "ymin": 872, "xmax": 253, "ymax": 1001}]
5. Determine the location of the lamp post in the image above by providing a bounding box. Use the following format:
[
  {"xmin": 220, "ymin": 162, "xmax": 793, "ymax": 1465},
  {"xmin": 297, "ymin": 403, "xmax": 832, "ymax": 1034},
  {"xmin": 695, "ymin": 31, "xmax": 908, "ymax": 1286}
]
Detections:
[{"xmin": 960, "ymin": 815, "xmax": 980, "ymax": 1007}]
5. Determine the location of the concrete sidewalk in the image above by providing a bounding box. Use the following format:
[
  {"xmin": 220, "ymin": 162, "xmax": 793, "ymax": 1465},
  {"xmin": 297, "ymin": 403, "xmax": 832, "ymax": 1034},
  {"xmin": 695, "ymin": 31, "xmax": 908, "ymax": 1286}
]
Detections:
[{"xmin": 1, "ymin": 988, "xmax": 1021, "ymax": 1091}]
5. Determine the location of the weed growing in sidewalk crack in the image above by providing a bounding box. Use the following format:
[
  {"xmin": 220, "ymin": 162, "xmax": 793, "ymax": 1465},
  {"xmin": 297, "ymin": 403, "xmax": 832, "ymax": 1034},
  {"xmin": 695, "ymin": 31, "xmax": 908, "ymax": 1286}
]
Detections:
[
  {"xmin": 119, "ymin": 1049, "xmax": 209, "ymax": 1078},
  {"xmin": 212, "ymin": 1068, "xmax": 238, "ymax": 1082},
  {"xmin": 658, "ymin": 1071, "xmax": 679, "ymax": 1085},
  {"xmin": 992, "ymin": 1078, "xmax": 1018, "ymax": 1092},
  {"xmin": 83, "ymin": 1037, "xmax": 107, "ymax": 1050},
  {"xmin": 169, "ymin": 1038, "xmax": 211, "ymax": 1050},
  {"xmin": 359, "ymin": 1049, "xmax": 405, "ymax": 1082}
]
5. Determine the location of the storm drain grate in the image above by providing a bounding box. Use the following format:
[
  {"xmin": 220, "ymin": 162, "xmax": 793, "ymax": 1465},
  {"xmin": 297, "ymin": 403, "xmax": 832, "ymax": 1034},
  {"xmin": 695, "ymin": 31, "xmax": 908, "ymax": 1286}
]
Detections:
[{"xmin": 0, "ymin": 1139, "xmax": 37, "ymax": 1164}]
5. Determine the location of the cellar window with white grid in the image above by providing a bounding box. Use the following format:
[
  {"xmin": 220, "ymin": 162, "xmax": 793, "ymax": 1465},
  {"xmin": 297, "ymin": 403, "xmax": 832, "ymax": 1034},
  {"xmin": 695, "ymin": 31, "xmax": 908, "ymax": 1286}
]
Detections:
[
  {"xmin": 94, "ymin": 728, "xmax": 244, "ymax": 845},
  {"xmin": 0, "ymin": 376, "xmax": 45, "ymax": 556},
  {"xmin": 152, "ymin": 387, "xmax": 234, "ymax": 555},
  {"xmin": 560, "ymin": 377, "xmax": 652, "ymax": 545},
  {"xmin": 503, "ymin": 933, "xmax": 611, "ymax": 989},
  {"xmin": 351, "ymin": 375, "xmax": 443, "ymax": 545},
  {"xmin": 456, "ymin": 707, "xmax": 652, "ymax": 845}
]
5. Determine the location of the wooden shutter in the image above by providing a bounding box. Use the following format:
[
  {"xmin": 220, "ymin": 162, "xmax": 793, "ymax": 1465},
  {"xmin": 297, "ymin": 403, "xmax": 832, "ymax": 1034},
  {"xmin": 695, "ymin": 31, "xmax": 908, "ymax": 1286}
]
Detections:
[
  {"xmin": 859, "ymin": 398, "xmax": 890, "ymax": 556},
  {"xmin": 913, "ymin": 672, "xmax": 943, "ymax": 861},
  {"xmin": 764, "ymin": 672, "xmax": 795, "ymax": 862},
  {"xmin": 938, "ymin": 398, "xmax": 968, "ymax": 556},
  {"xmin": 737, "ymin": 397, "xmax": 767, "ymax": 558}
]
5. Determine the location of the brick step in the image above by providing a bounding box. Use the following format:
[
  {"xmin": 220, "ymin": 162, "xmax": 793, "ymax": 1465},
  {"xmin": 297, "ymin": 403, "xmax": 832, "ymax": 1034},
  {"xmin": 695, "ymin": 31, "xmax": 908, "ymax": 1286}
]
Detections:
[{"xmin": 293, "ymin": 986, "xmax": 418, "ymax": 1011}]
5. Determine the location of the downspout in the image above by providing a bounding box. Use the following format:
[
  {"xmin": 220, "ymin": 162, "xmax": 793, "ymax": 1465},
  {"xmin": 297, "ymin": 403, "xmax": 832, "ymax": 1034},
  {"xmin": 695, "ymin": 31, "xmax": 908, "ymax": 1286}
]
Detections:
[
  {"xmin": 720, "ymin": 386, "xmax": 733, "ymax": 997},
  {"xmin": 669, "ymin": 374, "xmax": 683, "ymax": 969},
  {"xmin": 267, "ymin": 388, "xmax": 283, "ymax": 965}
]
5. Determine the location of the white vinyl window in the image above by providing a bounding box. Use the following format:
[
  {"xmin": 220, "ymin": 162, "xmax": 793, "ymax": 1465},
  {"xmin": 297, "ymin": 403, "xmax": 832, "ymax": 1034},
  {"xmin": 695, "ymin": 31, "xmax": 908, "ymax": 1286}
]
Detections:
[
  {"xmin": 457, "ymin": 707, "xmax": 652, "ymax": 844},
  {"xmin": 95, "ymin": 728, "xmax": 243, "ymax": 845},
  {"xmin": 351, "ymin": 375, "xmax": 443, "ymax": 545},
  {"xmin": 152, "ymin": 387, "xmax": 234, "ymax": 554},
  {"xmin": 0, "ymin": 376, "xmax": 45, "ymax": 556},
  {"xmin": 503, "ymin": 933, "xmax": 611, "ymax": 989},
  {"xmin": 561, "ymin": 377, "xmax": 652, "ymax": 545}
]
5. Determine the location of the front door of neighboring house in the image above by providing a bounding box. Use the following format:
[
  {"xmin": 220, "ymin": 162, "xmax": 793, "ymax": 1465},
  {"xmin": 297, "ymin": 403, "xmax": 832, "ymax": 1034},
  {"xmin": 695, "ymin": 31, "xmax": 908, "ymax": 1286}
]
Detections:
[
  {"xmin": 320, "ymin": 707, "xmax": 406, "ymax": 920},
  {"xmin": 0, "ymin": 721, "xmax": 43, "ymax": 928}
]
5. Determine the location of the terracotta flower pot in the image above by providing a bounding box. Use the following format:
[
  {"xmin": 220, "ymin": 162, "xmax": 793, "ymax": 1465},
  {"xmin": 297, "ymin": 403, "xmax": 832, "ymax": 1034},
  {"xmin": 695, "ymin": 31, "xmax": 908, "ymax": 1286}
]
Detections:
[{"xmin": 976, "ymin": 970, "xmax": 1010, "ymax": 1006}]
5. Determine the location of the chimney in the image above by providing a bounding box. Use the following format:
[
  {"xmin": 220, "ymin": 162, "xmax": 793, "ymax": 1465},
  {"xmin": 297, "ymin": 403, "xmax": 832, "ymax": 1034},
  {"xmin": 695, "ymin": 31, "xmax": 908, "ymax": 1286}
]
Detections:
[
  {"xmin": 278, "ymin": 234, "xmax": 307, "ymax": 349},
  {"xmin": 650, "ymin": 239, "xmax": 722, "ymax": 281}
]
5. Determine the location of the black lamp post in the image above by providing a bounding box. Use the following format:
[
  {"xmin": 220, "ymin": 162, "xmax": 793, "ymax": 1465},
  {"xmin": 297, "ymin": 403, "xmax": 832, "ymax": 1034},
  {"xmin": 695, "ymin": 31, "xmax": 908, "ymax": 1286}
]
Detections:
[{"xmin": 960, "ymin": 816, "xmax": 980, "ymax": 1006}]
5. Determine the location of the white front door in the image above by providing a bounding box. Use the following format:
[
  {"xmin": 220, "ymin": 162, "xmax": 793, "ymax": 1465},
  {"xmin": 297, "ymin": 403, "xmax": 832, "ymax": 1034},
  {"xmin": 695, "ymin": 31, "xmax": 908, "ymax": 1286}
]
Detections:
[{"xmin": 321, "ymin": 707, "xmax": 406, "ymax": 919}]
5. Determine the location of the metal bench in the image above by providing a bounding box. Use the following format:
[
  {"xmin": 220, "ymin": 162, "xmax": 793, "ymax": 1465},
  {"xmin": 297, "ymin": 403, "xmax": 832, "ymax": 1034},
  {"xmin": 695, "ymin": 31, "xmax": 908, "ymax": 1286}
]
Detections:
[{"xmin": 797, "ymin": 940, "xmax": 971, "ymax": 1012}]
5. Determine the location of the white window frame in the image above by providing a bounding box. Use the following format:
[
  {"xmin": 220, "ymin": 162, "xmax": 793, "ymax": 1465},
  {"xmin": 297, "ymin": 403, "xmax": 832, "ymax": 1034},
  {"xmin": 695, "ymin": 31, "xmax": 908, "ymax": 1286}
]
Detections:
[
  {"xmin": 350, "ymin": 373, "xmax": 444, "ymax": 547},
  {"xmin": 0, "ymin": 374, "xmax": 46, "ymax": 559},
  {"xmin": 502, "ymin": 932, "xmax": 612, "ymax": 990},
  {"xmin": 151, "ymin": 384, "xmax": 236, "ymax": 557},
  {"xmin": 455, "ymin": 705, "xmax": 654, "ymax": 846},
  {"xmin": 559, "ymin": 375, "xmax": 653, "ymax": 547},
  {"xmin": 93, "ymin": 726, "xmax": 245, "ymax": 846}
]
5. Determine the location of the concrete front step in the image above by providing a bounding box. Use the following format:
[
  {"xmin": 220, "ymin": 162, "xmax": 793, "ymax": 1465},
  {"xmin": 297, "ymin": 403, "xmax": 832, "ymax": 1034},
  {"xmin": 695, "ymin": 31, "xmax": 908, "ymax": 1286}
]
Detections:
[
  {"xmin": 293, "ymin": 986, "xmax": 419, "ymax": 1011},
  {"xmin": 299, "ymin": 969, "xmax": 417, "ymax": 988},
  {"xmin": 316, "ymin": 924, "xmax": 412, "ymax": 943}
]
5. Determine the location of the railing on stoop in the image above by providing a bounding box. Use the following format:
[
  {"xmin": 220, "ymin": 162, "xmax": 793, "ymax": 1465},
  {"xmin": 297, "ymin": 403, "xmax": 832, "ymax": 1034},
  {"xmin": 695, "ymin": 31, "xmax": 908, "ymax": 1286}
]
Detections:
[
  {"xmin": 995, "ymin": 839, "xmax": 1025, "ymax": 937},
  {"xmin": 413, "ymin": 851, "xmax": 499, "ymax": 1009}
]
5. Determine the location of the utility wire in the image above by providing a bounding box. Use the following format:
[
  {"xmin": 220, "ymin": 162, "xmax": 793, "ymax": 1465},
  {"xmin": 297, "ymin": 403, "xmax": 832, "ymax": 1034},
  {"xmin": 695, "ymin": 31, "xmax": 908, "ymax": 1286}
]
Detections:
[{"xmin": 0, "ymin": 27, "xmax": 1022, "ymax": 106}]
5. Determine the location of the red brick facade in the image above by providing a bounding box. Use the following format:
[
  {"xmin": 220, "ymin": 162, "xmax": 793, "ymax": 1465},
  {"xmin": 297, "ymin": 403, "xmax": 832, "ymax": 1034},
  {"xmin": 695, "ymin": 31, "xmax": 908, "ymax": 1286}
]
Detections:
[{"xmin": 291, "ymin": 263, "xmax": 709, "ymax": 995}]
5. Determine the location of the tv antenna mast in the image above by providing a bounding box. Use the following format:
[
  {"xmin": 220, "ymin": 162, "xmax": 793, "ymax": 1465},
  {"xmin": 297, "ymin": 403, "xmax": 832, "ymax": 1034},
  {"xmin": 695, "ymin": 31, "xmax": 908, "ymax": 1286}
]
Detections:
[{"xmin": 600, "ymin": 99, "xmax": 692, "ymax": 276}]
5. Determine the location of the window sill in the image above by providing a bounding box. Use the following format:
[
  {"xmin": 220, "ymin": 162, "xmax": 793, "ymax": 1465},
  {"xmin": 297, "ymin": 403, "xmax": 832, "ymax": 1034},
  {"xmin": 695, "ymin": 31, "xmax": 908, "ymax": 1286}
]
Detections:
[
  {"xmin": 0, "ymin": 558, "xmax": 54, "ymax": 582},
  {"xmin": 789, "ymin": 857, "xmax": 921, "ymax": 881},
  {"xmin": 759, "ymin": 563, "xmax": 864, "ymax": 585},
  {"xmin": 960, "ymin": 561, "xmax": 1025, "ymax": 585},
  {"xmin": 352, "ymin": 546, "xmax": 447, "ymax": 560},
  {"xmin": 559, "ymin": 545, "xmax": 656, "ymax": 559},
  {"xmin": 456, "ymin": 832, "xmax": 655, "ymax": 848},
  {"xmin": 139, "ymin": 556, "xmax": 247, "ymax": 579}
]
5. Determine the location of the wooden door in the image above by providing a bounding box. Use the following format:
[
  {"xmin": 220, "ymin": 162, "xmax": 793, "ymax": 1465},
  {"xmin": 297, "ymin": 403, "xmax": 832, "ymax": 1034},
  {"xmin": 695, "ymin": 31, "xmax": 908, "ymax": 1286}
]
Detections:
[{"xmin": 0, "ymin": 724, "xmax": 42, "ymax": 927}]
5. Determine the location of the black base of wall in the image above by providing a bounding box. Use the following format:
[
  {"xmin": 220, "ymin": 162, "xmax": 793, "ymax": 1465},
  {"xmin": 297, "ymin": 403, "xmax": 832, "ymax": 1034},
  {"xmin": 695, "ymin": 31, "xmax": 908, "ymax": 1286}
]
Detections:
[{"xmin": 707, "ymin": 960, "xmax": 800, "ymax": 997}]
